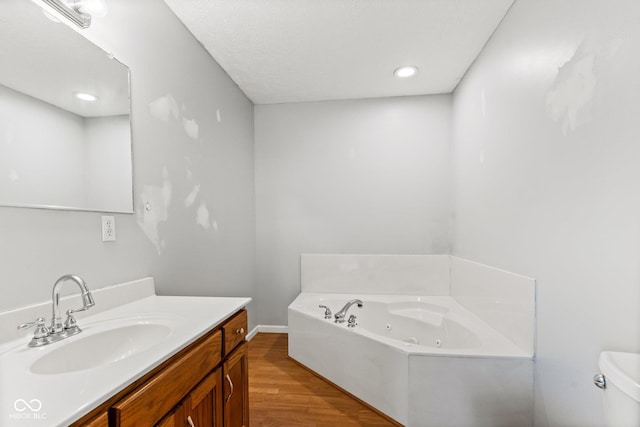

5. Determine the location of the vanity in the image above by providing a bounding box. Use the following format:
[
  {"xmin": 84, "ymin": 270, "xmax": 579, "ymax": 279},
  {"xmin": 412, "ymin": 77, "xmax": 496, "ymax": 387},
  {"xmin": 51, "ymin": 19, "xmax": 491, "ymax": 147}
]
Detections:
[
  {"xmin": 80, "ymin": 310, "xmax": 248, "ymax": 427},
  {"xmin": 0, "ymin": 278, "xmax": 251, "ymax": 427}
]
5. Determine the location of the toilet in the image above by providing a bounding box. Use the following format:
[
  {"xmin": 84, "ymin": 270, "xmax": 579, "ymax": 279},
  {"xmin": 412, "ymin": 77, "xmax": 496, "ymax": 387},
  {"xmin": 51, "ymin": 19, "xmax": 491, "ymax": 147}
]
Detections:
[{"xmin": 597, "ymin": 351, "xmax": 640, "ymax": 427}]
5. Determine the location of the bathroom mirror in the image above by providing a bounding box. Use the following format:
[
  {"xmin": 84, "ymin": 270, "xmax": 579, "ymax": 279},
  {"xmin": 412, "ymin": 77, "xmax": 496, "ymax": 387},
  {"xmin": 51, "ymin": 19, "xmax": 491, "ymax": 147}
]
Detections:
[{"xmin": 0, "ymin": 0, "xmax": 133, "ymax": 213}]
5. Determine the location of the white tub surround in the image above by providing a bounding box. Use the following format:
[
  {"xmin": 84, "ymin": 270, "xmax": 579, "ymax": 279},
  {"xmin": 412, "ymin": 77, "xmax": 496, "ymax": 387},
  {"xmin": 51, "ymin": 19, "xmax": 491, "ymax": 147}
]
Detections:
[
  {"xmin": 299, "ymin": 254, "xmax": 535, "ymax": 356},
  {"xmin": 450, "ymin": 257, "xmax": 536, "ymax": 356},
  {"xmin": 289, "ymin": 254, "xmax": 535, "ymax": 426},
  {"xmin": 301, "ymin": 254, "xmax": 450, "ymax": 295},
  {"xmin": 0, "ymin": 278, "xmax": 251, "ymax": 427}
]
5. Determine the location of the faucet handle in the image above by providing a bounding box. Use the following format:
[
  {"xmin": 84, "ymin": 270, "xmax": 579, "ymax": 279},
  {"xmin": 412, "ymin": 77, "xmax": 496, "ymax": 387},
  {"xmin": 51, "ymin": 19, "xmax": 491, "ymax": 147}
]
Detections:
[
  {"xmin": 67, "ymin": 306, "xmax": 89, "ymax": 314},
  {"xmin": 347, "ymin": 314, "xmax": 358, "ymax": 328},
  {"xmin": 63, "ymin": 310, "xmax": 82, "ymax": 336},
  {"xmin": 18, "ymin": 317, "xmax": 50, "ymax": 339},
  {"xmin": 318, "ymin": 305, "xmax": 332, "ymax": 319}
]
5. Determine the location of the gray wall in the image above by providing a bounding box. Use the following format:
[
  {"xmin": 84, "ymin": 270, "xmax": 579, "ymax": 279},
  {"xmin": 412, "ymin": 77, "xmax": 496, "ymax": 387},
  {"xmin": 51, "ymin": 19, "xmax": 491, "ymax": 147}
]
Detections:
[
  {"xmin": 0, "ymin": 0, "xmax": 256, "ymax": 327},
  {"xmin": 255, "ymin": 96, "xmax": 452, "ymax": 325},
  {"xmin": 451, "ymin": 0, "xmax": 640, "ymax": 426},
  {"xmin": 85, "ymin": 115, "xmax": 132, "ymax": 212}
]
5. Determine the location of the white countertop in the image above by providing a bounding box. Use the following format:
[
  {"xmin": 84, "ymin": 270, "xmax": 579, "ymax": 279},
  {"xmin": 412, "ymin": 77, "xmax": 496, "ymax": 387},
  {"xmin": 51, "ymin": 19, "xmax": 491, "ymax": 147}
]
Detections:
[{"xmin": 0, "ymin": 289, "xmax": 250, "ymax": 426}]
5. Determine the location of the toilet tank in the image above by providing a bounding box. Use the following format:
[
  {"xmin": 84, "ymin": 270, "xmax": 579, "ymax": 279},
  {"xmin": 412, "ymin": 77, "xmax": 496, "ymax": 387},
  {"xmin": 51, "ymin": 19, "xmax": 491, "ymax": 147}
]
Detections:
[{"xmin": 598, "ymin": 351, "xmax": 640, "ymax": 427}]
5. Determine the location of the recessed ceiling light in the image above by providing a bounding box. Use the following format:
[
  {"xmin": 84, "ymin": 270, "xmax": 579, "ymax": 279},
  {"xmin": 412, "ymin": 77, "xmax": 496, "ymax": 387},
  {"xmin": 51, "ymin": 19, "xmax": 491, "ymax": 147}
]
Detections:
[
  {"xmin": 394, "ymin": 65, "xmax": 419, "ymax": 78},
  {"xmin": 74, "ymin": 91, "xmax": 98, "ymax": 102}
]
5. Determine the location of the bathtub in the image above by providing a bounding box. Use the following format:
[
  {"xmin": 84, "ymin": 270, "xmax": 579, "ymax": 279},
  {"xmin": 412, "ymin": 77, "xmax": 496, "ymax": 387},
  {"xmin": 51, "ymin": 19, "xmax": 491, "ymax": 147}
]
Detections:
[{"xmin": 288, "ymin": 293, "xmax": 534, "ymax": 427}]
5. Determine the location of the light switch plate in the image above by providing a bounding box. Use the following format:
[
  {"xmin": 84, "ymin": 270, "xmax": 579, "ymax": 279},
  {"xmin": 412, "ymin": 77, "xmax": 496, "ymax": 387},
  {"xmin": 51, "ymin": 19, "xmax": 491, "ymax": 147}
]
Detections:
[{"xmin": 101, "ymin": 216, "xmax": 116, "ymax": 242}]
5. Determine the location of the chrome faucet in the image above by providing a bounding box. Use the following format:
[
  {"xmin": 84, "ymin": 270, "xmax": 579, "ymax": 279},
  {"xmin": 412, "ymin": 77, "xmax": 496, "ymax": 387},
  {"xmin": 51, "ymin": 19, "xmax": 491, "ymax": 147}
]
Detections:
[
  {"xmin": 319, "ymin": 305, "xmax": 333, "ymax": 319},
  {"xmin": 334, "ymin": 299, "xmax": 363, "ymax": 323},
  {"xmin": 18, "ymin": 274, "xmax": 95, "ymax": 347},
  {"xmin": 50, "ymin": 274, "xmax": 95, "ymax": 334}
]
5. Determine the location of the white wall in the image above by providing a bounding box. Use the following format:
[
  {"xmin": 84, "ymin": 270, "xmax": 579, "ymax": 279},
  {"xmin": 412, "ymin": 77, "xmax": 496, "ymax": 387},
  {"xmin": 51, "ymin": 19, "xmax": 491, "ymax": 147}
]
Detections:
[
  {"xmin": 85, "ymin": 115, "xmax": 132, "ymax": 212},
  {"xmin": 0, "ymin": 0, "xmax": 256, "ymax": 328},
  {"xmin": 451, "ymin": 1, "xmax": 640, "ymax": 426},
  {"xmin": 0, "ymin": 84, "xmax": 86, "ymax": 208},
  {"xmin": 255, "ymin": 96, "xmax": 452, "ymax": 325}
]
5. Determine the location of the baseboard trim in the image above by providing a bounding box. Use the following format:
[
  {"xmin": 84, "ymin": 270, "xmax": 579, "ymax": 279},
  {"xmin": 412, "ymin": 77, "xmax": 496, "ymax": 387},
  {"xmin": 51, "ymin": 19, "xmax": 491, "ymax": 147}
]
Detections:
[{"xmin": 247, "ymin": 325, "xmax": 288, "ymax": 341}]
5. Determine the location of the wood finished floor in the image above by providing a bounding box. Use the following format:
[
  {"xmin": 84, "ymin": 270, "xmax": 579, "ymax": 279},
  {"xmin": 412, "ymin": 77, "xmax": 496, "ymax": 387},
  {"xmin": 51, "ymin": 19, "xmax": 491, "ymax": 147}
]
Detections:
[{"xmin": 248, "ymin": 333, "xmax": 396, "ymax": 427}]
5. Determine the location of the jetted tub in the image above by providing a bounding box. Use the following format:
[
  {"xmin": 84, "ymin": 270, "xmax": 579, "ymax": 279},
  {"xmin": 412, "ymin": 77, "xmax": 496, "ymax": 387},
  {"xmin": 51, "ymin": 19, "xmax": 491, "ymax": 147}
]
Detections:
[{"xmin": 288, "ymin": 293, "xmax": 534, "ymax": 427}]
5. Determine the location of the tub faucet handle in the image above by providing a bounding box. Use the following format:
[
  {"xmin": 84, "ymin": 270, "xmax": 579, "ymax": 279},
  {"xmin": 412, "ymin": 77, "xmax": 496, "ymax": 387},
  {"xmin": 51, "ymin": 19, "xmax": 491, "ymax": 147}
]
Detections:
[
  {"xmin": 347, "ymin": 314, "xmax": 357, "ymax": 328},
  {"xmin": 593, "ymin": 373, "xmax": 606, "ymax": 390},
  {"xmin": 318, "ymin": 305, "xmax": 332, "ymax": 319}
]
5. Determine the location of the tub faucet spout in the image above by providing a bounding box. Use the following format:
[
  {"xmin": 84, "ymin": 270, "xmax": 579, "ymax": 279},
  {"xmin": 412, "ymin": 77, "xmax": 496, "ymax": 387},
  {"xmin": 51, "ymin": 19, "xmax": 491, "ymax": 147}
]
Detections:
[{"xmin": 334, "ymin": 299, "xmax": 363, "ymax": 323}]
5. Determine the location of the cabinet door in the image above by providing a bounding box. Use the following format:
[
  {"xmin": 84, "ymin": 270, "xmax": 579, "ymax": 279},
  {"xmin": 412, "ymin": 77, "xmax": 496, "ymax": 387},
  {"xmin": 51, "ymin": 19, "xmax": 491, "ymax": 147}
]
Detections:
[
  {"xmin": 156, "ymin": 402, "xmax": 185, "ymax": 427},
  {"xmin": 223, "ymin": 342, "xmax": 249, "ymax": 427},
  {"xmin": 187, "ymin": 368, "xmax": 224, "ymax": 427},
  {"xmin": 158, "ymin": 369, "xmax": 224, "ymax": 427}
]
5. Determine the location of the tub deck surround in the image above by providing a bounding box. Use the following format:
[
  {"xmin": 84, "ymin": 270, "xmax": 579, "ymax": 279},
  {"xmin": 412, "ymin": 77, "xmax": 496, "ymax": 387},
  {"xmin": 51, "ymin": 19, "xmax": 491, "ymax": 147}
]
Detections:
[
  {"xmin": 290, "ymin": 293, "xmax": 529, "ymax": 359},
  {"xmin": 290, "ymin": 254, "xmax": 536, "ymax": 426},
  {"xmin": 0, "ymin": 278, "xmax": 251, "ymax": 427}
]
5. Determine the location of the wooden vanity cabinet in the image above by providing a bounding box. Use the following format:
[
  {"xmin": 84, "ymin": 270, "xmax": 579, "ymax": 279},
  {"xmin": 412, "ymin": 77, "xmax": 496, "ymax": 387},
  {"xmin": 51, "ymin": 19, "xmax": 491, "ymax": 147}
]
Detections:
[{"xmin": 71, "ymin": 309, "xmax": 248, "ymax": 427}]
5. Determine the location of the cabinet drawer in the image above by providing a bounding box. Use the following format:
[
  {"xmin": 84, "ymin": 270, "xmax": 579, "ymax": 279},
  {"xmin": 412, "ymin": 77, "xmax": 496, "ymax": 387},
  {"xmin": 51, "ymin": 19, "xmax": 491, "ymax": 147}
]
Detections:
[
  {"xmin": 223, "ymin": 310, "xmax": 247, "ymax": 356},
  {"xmin": 111, "ymin": 329, "xmax": 222, "ymax": 427}
]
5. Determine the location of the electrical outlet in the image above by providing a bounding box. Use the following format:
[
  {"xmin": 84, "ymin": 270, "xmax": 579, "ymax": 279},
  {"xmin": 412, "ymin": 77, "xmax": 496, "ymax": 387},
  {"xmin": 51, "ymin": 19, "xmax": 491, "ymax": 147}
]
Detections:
[{"xmin": 101, "ymin": 216, "xmax": 116, "ymax": 242}]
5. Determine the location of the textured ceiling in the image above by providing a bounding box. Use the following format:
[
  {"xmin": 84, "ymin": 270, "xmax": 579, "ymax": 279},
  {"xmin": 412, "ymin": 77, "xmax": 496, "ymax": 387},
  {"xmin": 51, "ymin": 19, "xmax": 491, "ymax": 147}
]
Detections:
[{"xmin": 163, "ymin": 0, "xmax": 514, "ymax": 104}]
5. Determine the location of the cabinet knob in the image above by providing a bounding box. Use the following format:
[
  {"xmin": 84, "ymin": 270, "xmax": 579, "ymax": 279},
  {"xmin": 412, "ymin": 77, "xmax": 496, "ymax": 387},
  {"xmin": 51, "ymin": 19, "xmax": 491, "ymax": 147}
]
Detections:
[
  {"xmin": 186, "ymin": 415, "xmax": 195, "ymax": 427},
  {"xmin": 235, "ymin": 328, "xmax": 245, "ymax": 335}
]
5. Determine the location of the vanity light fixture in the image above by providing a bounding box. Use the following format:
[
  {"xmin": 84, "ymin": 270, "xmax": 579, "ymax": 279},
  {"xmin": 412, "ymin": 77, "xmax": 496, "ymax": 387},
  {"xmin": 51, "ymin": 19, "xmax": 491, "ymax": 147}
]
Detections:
[
  {"xmin": 74, "ymin": 91, "xmax": 98, "ymax": 102},
  {"xmin": 394, "ymin": 65, "xmax": 419, "ymax": 78},
  {"xmin": 40, "ymin": 0, "xmax": 108, "ymax": 28},
  {"xmin": 72, "ymin": 0, "xmax": 108, "ymax": 18}
]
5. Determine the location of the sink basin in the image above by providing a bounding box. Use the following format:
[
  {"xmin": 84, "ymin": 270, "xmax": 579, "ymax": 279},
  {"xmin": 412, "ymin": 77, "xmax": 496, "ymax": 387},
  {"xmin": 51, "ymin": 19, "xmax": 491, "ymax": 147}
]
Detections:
[{"xmin": 31, "ymin": 321, "xmax": 173, "ymax": 375}]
